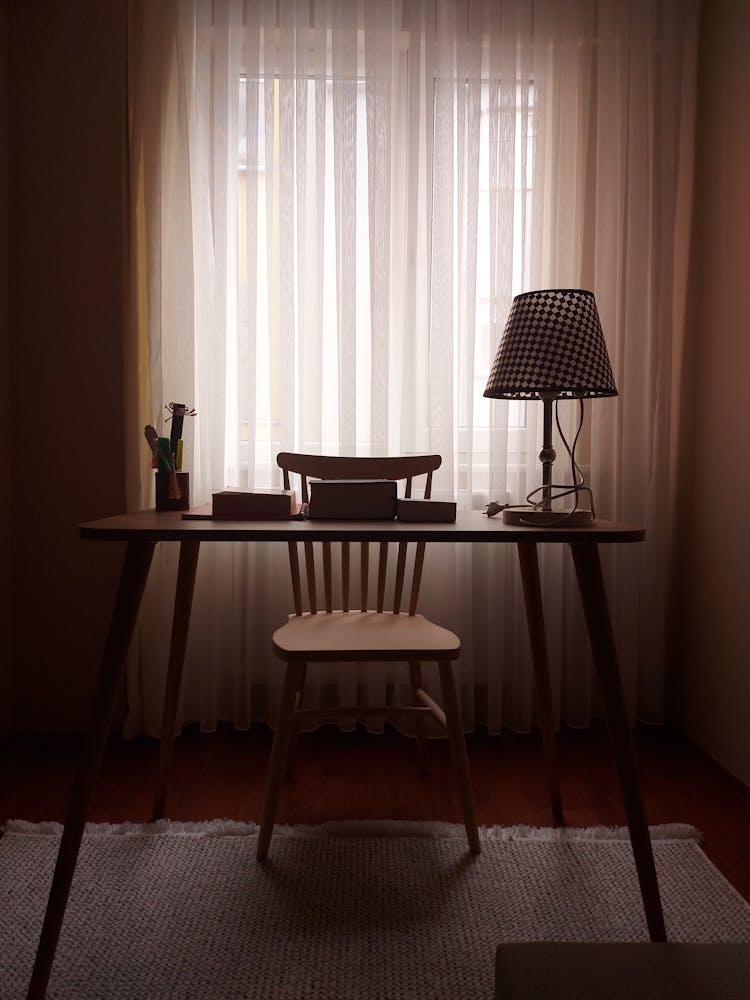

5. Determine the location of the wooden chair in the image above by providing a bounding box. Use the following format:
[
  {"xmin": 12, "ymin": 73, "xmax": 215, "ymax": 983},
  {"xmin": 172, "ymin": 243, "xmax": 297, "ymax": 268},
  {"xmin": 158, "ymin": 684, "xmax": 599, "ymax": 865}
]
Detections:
[{"xmin": 256, "ymin": 452, "xmax": 480, "ymax": 861}]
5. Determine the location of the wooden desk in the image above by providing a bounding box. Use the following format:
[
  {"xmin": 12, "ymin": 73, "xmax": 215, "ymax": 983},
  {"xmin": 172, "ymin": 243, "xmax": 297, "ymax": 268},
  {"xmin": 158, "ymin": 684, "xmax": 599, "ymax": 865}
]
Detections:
[{"xmin": 27, "ymin": 511, "xmax": 664, "ymax": 998}]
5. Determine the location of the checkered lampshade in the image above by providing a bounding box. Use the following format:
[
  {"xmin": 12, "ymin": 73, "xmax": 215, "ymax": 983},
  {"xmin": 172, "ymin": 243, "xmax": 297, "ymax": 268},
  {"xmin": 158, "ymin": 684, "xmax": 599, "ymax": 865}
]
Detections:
[{"xmin": 483, "ymin": 289, "xmax": 617, "ymax": 399}]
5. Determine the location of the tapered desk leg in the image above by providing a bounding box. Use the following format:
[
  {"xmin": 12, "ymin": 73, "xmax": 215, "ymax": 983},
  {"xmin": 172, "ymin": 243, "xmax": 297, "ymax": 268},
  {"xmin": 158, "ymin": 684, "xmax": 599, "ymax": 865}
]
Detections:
[
  {"xmin": 516, "ymin": 542, "xmax": 563, "ymax": 823},
  {"xmin": 27, "ymin": 540, "xmax": 156, "ymax": 1000},
  {"xmin": 569, "ymin": 542, "xmax": 667, "ymax": 942},
  {"xmin": 152, "ymin": 540, "xmax": 201, "ymax": 819}
]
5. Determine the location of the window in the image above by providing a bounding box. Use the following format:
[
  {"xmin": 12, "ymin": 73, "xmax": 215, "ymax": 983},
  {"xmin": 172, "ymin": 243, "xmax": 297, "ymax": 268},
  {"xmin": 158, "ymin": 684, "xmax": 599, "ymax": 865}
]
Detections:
[{"xmin": 232, "ymin": 60, "xmax": 536, "ymax": 506}]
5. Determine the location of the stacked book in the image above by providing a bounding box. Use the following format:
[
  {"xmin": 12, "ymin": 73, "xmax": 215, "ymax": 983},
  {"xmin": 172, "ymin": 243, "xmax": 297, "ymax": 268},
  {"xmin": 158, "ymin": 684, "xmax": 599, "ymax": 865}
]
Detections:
[
  {"xmin": 213, "ymin": 489, "xmax": 297, "ymax": 521},
  {"xmin": 182, "ymin": 488, "xmax": 304, "ymax": 520},
  {"xmin": 211, "ymin": 488, "xmax": 301, "ymax": 519}
]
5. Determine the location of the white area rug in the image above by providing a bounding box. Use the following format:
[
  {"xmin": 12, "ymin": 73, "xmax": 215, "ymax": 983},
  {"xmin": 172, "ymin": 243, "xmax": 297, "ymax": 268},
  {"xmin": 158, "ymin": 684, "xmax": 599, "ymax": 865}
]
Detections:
[{"xmin": 2, "ymin": 820, "xmax": 749, "ymax": 999}]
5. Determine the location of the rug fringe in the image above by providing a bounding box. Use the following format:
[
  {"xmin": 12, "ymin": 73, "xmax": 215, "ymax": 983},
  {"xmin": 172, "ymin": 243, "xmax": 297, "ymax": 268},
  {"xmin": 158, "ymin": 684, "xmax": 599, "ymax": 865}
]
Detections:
[
  {"xmin": 482, "ymin": 822, "xmax": 701, "ymax": 842},
  {"xmin": 1, "ymin": 818, "xmax": 702, "ymax": 841}
]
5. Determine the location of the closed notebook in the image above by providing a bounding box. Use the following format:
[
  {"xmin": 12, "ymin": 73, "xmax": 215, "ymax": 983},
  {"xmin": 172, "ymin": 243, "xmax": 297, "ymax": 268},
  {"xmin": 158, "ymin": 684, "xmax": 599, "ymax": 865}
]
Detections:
[
  {"xmin": 308, "ymin": 479, "xmax": 397, "ymax": 520},
  {"xmin": 212, "ymin": 488, "xmax": 297, "ymax": 519}
]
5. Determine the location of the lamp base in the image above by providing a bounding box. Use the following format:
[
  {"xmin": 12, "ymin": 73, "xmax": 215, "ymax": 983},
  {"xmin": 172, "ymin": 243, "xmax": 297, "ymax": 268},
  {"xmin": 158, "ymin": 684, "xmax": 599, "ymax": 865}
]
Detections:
[{"xmin": 502, "ymin": 507, "xmax": 594, "ymax": 527}]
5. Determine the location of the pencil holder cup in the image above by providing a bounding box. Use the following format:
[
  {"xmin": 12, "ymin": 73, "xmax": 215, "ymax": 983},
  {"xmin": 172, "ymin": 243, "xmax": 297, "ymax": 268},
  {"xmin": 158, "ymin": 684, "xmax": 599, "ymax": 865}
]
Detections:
[{"xmin": 155, "ymin": 471, "xmax": 190, "ymax": 511}]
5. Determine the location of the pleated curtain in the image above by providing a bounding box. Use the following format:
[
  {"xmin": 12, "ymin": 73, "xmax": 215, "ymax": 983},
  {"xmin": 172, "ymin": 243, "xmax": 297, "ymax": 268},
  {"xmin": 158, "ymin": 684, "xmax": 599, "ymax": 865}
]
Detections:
[{"xmin": 125, "ymin": 0, "xmax": 698, "ymax": 738}]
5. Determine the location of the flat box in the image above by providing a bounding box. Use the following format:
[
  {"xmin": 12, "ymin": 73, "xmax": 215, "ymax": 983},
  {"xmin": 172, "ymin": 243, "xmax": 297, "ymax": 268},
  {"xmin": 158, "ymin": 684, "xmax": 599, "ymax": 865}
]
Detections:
[
  {"xmin": 212, "ymin": 488, "xmax": 297, "ymax": 519},
  {"xmin": 309, "ymin": 479, "xmax": 397, "ymax": 520},
  {"xmin": 396, "ymin": 498, "xmax": 456, "ymax": 523}
]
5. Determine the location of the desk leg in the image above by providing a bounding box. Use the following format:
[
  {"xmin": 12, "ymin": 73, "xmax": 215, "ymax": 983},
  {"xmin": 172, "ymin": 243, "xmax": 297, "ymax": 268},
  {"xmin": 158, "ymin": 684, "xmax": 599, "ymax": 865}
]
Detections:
[
  {"xmin": 27, "ymin": 540, "xmax": 156, "ymax": 1000},
  {"xmin": 516, "ymin": 542, "xmax": 563, "ymax": 823},
  {"xmin": 152, "ymin": 539, "xmax": 201, "ymax": 819},
  {"xmin": 569, "ymin": 542, "xmax": 667, "ymax": 942}
]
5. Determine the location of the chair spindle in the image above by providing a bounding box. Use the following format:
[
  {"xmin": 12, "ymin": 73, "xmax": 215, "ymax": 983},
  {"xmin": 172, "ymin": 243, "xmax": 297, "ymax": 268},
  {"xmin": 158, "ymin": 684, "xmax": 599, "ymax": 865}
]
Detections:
[
  {"xmin": 288, "ymin": 541, "xmax": 303, "ymax": 616},
  {"xmin": 394, "ymin": 541, "xmax": 408, "ymax": 614},
  {"xmin": 342, "ymin": 541, "xmax": 350, "ymax": 612},
  {"xmin": 304, "ymin": 540, "xmax": 317, "ymax": 614},
  {"xmin": 323, "ymin": 542, "xmax": 333, "ymax": 612},
  {"xmin": 409, "ymin": 542, "xmax": 426, "ymax": 615},
  {"xmin": 360, "ymin": 542, "xmax": 369, "ymax": 611},
  {"xmin": 377, "ymin": 542, "xmax": 388, "ymax": 613}
]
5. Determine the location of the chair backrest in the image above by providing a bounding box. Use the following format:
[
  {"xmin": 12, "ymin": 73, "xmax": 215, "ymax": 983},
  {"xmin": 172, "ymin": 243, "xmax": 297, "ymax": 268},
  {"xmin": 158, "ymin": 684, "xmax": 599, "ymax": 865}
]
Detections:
[{"xmin": 277, "ymin": 452, "xmax": 442, "ymax": 617}]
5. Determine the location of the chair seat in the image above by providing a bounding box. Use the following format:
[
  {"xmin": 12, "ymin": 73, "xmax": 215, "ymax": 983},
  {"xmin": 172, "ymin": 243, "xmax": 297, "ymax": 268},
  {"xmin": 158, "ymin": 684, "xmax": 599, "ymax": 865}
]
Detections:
[{"xmin": 272, "ymin": 610, "xmax": 461, "ymax": 662}]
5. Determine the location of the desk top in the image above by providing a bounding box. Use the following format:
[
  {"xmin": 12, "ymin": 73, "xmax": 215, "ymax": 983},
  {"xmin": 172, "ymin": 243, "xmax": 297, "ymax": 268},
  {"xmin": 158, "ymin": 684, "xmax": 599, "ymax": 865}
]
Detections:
[{"xmin": 79, "ymin": 510, "xmax": 645, "ymax": 544}]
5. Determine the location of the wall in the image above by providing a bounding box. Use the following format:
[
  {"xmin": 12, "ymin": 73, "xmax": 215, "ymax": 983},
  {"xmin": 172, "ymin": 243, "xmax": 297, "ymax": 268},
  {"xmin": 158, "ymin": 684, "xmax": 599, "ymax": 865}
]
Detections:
[
  {"xmin": 7, "ymin": 0, "xmax": 129, "ymax": 730},
  {"xmin": 674, "ymin": 0, "xmax": 750, "ymax": 785},
  {"xmin": 0, "ymin": 0, "xmax": 10, "ymax": 734}
]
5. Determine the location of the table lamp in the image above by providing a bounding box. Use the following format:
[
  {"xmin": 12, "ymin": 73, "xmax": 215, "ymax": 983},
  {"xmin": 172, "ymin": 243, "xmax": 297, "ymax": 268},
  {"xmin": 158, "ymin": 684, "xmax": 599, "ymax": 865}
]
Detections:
[{"xmin": 483, "ymin": 288, "xmax": 617, "ymax": 526}]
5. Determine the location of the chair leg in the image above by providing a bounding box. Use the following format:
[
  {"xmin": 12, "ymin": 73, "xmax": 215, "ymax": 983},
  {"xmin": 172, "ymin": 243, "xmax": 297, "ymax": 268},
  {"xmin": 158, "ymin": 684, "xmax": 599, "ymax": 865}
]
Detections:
[
  {"xmin": 257, "ymin": 661, "xmax": 305, "ymax": 862},
  {"xmin": 438, "ymin": 660, "xmax": 480, "ymax": 855},
  {"xmin": 409, "ymin": 660, "xmax": 429, "ymax": 774},
  {"xmin": 285, "ymin": 663, "xmax": 307, "ymax": 779}
]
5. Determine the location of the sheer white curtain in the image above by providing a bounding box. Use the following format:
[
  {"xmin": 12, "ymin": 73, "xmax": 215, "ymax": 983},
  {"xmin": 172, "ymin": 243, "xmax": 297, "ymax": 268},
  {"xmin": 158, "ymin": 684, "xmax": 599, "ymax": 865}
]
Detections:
[{"xmin": 125, "ymin": 0, "xmax": 697, "ymax": 738}]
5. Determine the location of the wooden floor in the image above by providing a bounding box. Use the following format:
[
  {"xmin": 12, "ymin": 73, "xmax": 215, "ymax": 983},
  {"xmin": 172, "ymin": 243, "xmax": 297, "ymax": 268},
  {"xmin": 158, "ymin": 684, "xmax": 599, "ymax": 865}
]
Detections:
[{"xmin": 2, "ymin": 721, "xmax": 749, "ymax": 901}]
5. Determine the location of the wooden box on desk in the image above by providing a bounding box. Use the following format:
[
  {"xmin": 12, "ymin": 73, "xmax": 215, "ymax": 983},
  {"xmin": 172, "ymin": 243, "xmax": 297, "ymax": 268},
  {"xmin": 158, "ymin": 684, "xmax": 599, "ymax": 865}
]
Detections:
[
  {"xmin": 396, "ymin": 497, "xmax": 456, "ymax": 522},
  {"xmin": 212, "ymin": 488, "xmax": 297, "ymax": 519}
]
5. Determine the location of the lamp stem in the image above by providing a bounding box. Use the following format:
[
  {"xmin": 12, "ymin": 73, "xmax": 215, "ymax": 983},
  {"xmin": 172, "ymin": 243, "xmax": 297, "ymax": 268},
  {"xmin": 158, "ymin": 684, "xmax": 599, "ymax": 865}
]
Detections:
[{"xmin": 540, "ymin": 397, "xmax": 556, "ymax": 511}]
